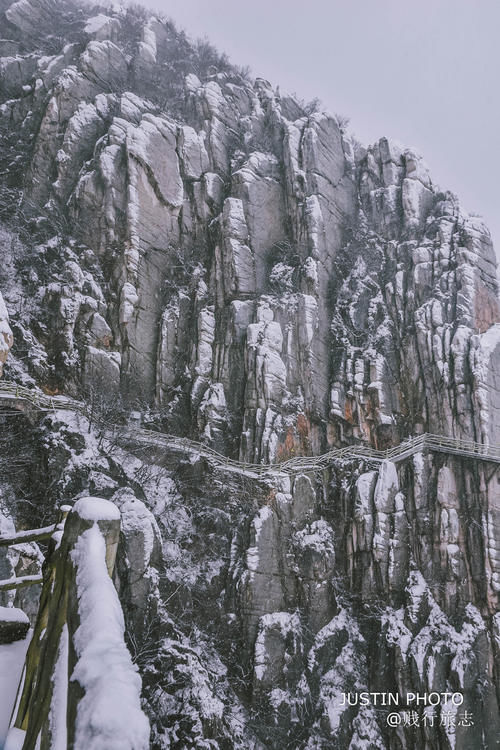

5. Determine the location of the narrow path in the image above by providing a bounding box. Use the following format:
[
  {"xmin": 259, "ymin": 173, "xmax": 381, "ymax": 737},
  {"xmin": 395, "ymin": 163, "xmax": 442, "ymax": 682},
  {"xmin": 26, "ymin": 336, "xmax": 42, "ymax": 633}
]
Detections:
[{"xmin": 0, "ymin": 382, "xmax": 499, "ymax": 476}]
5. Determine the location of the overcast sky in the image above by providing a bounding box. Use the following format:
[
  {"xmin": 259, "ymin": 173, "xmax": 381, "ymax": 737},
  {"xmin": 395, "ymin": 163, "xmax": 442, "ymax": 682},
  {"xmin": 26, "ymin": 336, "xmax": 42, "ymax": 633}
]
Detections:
[{"xmin": 141, "ymin": 0, "xmax": 499, "ymax": 253}]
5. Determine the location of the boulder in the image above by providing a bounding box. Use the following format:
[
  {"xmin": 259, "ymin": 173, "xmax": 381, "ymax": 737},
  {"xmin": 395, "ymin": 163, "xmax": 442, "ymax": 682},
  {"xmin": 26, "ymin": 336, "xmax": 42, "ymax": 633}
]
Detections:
[{"xmin": 0, "ymin": 606, "xmax": 29, "ymax": 644}]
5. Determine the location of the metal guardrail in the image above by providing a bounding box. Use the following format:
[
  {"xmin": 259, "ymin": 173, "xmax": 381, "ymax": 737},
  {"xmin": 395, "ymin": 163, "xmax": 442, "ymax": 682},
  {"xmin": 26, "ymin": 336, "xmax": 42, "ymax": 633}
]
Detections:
[
  {"xmin": 113, "ymin": 425, "xmax": 500, "ymax": 476},
  {"xmin": 0, "ymin": 382, "xmax": 499, "ymax": 476}
]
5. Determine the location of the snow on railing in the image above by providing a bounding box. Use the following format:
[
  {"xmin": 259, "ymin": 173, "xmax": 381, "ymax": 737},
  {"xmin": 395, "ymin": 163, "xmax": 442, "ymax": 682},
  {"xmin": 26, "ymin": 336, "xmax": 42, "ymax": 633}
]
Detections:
[
  {"xmin": 6, "ymin": 498, "xmax": 149, "ymax": 750},
  {"xmin": 0, "ymin": 508, "xmax": 71, "ymax": 593},
  {"xmin": 0, "ymin": 523, "xmax": 58, "ymax": 547},
  {"xmin": 0, "ymin": 574, "xmax": 43, "ymax": 592},
  {"xmin": 0, "ymin": 381, "xmax": 77, "ymax": 412},
  {"xmin": 1, "ymin": 382, "xmax": 500, "ymax": 475}
]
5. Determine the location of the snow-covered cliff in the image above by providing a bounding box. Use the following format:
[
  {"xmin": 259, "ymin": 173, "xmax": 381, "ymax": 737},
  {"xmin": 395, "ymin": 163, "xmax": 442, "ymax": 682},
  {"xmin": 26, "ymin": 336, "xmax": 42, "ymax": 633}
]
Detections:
[{"xmin": 0, "ymin": 0, "xmax": 499, "ymax": 747}]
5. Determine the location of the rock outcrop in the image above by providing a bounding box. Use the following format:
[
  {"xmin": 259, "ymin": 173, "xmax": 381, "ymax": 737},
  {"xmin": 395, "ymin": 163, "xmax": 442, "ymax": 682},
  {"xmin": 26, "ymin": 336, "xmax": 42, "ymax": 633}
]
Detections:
[{"xmin": 0, "ymin": 605, "xmax": 29, "ymax": 643}]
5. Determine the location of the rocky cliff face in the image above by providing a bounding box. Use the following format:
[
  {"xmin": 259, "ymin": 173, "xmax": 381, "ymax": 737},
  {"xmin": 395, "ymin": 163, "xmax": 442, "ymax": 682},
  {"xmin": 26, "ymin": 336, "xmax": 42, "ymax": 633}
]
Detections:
[{"xmin": 0, "ymin": 0, "xmax": 499, "ymax": 747}]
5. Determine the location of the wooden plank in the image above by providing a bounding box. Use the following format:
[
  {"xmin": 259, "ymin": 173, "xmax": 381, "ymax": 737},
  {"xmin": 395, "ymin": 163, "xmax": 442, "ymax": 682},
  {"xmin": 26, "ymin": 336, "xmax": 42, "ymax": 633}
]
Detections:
[{"xmin": 0, "ymin": 575, "xmax": 43, "ymax": 591}]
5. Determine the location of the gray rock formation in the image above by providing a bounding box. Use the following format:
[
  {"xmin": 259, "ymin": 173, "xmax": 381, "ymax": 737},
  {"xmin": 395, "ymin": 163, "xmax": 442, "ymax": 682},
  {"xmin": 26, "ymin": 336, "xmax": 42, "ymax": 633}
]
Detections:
[
  {"xmin": 0, "ymin": 605, "xmax": 29, "ymax": 643},
  {"xmin": 0, "ymin": 0, "xmax": 499, "ymax": 747}
]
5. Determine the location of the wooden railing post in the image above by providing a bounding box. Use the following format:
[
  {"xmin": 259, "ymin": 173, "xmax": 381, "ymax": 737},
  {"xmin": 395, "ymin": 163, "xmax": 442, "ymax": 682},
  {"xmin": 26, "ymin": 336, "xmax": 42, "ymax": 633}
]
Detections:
[
  {"xmin": 11, "ymin": 504, "xmax": 74, "ymax": 749},
  {"xmin": 7, "ymin": 498, "xmax": 150, "ymax": 750}
]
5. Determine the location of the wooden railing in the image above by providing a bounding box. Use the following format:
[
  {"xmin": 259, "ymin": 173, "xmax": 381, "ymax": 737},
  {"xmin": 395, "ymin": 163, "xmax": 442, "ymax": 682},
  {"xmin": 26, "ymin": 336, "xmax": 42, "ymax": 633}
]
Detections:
[
  {"xmin": 0, "ymin": 510, "xmax": 70, "ymax": 593},
  {"xmin": 0, "ymin": 381, "xmax": 76, "ymax": 411},
  {"xmin": 3, "ymin": 498, "xmax": 150, "ymax": 750}
]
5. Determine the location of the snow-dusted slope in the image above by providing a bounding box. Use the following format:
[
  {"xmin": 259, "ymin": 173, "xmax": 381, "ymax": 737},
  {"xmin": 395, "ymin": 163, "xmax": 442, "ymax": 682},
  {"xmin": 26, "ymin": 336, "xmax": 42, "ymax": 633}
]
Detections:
[{"xmin": 0, "ymin": 0, "xmax": 499, "ymax": 747}]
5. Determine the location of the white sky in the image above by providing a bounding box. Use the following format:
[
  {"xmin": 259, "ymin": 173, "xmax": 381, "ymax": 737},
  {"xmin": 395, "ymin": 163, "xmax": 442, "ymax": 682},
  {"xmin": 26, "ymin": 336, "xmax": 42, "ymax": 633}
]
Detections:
[{"xmin": 140, "ymin": 0, "xmax": 499, "ymax": 254}]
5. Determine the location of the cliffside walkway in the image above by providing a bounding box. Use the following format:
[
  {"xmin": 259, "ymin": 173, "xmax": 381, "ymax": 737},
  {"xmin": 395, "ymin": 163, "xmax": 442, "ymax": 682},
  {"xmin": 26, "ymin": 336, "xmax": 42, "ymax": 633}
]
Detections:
[{"xmin": 0, "ymin": 382, "xmax": 499, "ymax": 476}]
